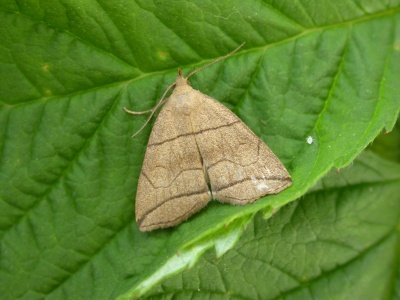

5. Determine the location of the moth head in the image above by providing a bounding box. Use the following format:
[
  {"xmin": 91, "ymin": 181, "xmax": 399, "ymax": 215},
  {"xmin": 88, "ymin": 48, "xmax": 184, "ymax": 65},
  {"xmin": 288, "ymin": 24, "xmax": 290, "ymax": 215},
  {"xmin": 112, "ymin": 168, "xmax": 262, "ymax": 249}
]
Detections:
[{"xmin": 175, "ymin": 69, "xmax": 190, "ymax": 87}]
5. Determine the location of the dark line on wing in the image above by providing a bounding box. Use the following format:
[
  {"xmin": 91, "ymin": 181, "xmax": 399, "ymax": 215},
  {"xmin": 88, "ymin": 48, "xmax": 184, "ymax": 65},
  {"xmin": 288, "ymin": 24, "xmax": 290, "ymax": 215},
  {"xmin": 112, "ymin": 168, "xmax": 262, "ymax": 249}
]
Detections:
[
  {"xmin": 141, "ymin": 167, "xmax": 203, "ymax": 188},
  {"xmin": 141, "ymin": 172, "xmax": 153, "ymax": 188},
  {"xmin": 214, "ymin": 176, "xmax": 292, "ymax": 193},
  {"xmin": 207, "ymin": 140, "xmax": 261, "ymax": 170},
  {"xmin": 217, "ymin": 179, "xmax": 292, "ymax": 202},
  {"xmin": 137, "ymin": 188, "xmax": 209, "ymax": 226},
  {"xmin": 148, "ymin": 120, "xmax": 241, "ymax": 147},
  {"xmin": 139, "ymin": 200, "xmax": 204, "ymax": 229}
]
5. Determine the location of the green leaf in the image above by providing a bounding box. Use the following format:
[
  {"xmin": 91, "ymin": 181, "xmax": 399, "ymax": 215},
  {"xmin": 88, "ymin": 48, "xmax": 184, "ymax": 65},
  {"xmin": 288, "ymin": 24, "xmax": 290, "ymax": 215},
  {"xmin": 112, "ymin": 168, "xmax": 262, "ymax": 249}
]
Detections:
[
  {"xmin": 144, "ymin": 151, "xmax": 400, "ymax": 299},
  {"xmin": 0, "ymin": 1, "xmax": 399, "ymax": 299},
  {"xmin": 369, "ymin": 118, "xmax": 400, "ymax": 162}
]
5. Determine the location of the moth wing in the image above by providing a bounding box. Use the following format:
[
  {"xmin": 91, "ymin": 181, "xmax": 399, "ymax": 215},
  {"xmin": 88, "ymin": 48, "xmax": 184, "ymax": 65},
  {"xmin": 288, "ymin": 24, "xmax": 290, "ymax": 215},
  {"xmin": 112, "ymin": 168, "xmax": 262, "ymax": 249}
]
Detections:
[
  {"xmin": 190, "ymin": 92, "xmax": 292, "ymax": 205},
  {"xmin": 135, "ymin": 98, "xmax": 211, "ymax": 232}
]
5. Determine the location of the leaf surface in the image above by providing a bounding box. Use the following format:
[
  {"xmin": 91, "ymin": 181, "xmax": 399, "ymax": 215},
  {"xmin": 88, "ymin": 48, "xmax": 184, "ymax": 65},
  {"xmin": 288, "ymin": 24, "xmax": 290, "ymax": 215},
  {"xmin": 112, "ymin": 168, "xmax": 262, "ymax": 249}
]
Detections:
[
  {"xmin": 144, "ymin": 151, "xmax": 400, "ymax": 299},
  {"xmin": 0, "ymin": 1, "xmax": 399, "ymax": 299}
]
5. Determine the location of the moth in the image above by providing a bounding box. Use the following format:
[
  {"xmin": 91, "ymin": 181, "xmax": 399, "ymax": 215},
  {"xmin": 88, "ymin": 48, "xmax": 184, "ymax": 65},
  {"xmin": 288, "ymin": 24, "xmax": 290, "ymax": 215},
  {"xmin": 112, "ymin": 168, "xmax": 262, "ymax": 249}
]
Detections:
[{"xmin": 125, "ymin": 44, "xmax": 291, "ymax": 231}]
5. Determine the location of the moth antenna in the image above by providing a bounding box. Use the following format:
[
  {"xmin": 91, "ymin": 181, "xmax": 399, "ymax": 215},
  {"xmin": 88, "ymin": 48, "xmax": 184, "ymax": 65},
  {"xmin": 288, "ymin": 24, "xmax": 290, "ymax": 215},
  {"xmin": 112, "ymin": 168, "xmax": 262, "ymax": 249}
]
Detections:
[
  {"xmin": 124, "ymin": 81, "xmax": 176, "ymax": 137},
  {"xmin": 123, "ymin": 107, "xmax": 153, "ymax": 115},
  {"xmin": 185, "ymin": 42, "xmax": 245, "ymax": 80},
  {"xmin": 125, "ymin": 43, "xmax": 245, "ymax": 138}
]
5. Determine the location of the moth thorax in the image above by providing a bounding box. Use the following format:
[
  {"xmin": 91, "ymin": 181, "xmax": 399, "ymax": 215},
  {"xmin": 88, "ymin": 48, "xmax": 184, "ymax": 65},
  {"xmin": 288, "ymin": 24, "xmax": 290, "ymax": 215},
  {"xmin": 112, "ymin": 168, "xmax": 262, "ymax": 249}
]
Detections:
[
  {"xmin": 175, "ymin": 93, "xmax": 192, "ymax": 115},
  {"xmin": 173, "ymin": 81, "xmax": 194, "ymax": 96},
  {"xmin": 175, "ymin": 75, "xmax": 189, "ymax": 87}
]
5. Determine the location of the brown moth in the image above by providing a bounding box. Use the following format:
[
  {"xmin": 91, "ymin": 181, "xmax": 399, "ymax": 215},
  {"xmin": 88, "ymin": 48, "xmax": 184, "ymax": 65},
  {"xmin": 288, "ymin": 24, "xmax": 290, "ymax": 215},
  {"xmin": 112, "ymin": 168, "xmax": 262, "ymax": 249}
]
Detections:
[{"xmin": 125, "ymin": 44, "xmax": 291, "ymax": 232}]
